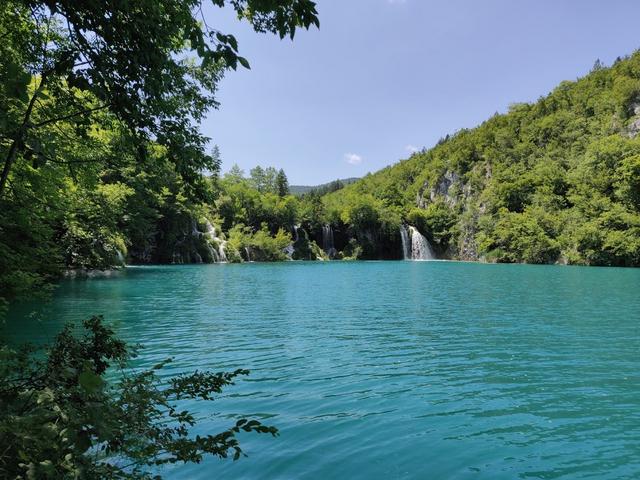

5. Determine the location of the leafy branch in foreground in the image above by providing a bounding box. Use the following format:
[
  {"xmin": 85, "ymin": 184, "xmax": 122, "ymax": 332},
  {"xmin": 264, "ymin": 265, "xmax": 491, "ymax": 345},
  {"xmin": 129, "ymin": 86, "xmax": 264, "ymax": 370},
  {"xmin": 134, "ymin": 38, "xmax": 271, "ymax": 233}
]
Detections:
[{"xmin": 0, "ymin": 316, "xmax": 276, "ymax": 479}]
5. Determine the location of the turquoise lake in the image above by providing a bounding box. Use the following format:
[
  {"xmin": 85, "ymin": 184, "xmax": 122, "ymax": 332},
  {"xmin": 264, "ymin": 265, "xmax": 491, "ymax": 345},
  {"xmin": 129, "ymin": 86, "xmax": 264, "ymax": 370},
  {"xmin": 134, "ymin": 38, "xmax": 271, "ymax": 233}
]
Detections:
[{"xmin": 4, "ymin": 261, "xmax": 640, "ymax": 479}]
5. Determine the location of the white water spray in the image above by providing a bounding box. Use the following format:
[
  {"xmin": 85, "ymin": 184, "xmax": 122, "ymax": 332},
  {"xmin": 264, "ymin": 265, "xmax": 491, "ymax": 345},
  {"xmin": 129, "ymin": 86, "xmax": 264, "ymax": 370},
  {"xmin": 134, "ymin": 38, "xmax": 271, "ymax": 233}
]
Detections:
[
  {"xmin": 204, "ymin": 219, "xmax": 228, "ymax": 263},
  {"xmin": 322, "ymin": 225, "xmax": 337, "ymax": 258},
  {"xmin": 408, "ymin": 226, "xmax": 435, "ymax": 260},
  {"xmin": 399, "ymin": 225, "xmax": 410, "ymax": 260}
]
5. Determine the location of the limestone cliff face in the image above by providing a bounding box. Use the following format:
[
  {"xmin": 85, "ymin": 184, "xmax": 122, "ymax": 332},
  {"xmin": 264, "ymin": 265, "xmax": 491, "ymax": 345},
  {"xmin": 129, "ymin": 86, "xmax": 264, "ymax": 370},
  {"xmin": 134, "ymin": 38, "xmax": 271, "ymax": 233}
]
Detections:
[
  {"xmin": 414, "ymin": 162, "xmax": 492, "ymax": 261},
  {"xmin": 129, "ymin": 217, "xmax": 224, "ymax": 265},
  {"xmin": 627, "ymin": 101, "xmax": 640, "ymax": 138},
  {"xmin": 429, "ymin": 170, "xmax": 461, "ymax": 206}
]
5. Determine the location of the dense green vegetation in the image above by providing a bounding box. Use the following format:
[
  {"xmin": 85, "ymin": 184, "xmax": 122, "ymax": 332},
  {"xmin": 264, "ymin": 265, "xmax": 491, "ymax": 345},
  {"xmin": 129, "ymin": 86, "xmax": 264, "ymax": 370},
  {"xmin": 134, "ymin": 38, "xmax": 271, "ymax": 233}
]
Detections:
[
  {"xmin": 2, "ymin": 0, "xmax": 640, "ymax": 475},
  {"xmin": 0, "ymin": 0, "xmax": 319, "ymax": 477},
  {"xmin": 5, "ymin": 44, "xmax": 640, "ymax": 319},
  {"xmin": 289, "ymin": 177, "xmax": 359, "ymax": 195},
  {"xmin": 324, "ymin": 54, "xmax": 640, "ymax": 265},
  {"xmin": 193, "ymin": 53, "xmax": 640, "ymax": 267},
  {"xmin": 0, "ymin": 0, "xmax": 319, "ymax": 311}
]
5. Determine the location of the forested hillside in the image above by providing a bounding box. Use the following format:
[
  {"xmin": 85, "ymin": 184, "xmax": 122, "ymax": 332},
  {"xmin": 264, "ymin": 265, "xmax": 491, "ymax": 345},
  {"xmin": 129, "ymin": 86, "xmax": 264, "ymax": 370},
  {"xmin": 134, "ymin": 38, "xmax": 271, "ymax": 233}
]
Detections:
[
  {"xmin": 0, "ymin": 0, "xmax": 320, "ymax": 312},
  {"xmin": 0, "ymin": 1, "xmax": 323, "ymax": 477},
  {"xmin": 3, "ymin": 25, "xmax": 640, "ymax": 314},
  {"xmin": 322, "ymin": 53, "xmax": 640, "ymax": 265},
  {"xmin": 289, "ymin": 177, "xmax": 358, "ymax": 195}
]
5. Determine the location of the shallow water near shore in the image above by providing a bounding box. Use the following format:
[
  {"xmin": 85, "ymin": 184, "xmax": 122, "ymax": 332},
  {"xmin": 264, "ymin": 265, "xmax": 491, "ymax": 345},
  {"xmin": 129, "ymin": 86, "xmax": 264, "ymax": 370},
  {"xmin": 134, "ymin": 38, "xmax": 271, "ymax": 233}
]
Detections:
[{"xmin": 4, "ymin": 261, "xmax": 640, "ymax": 479}]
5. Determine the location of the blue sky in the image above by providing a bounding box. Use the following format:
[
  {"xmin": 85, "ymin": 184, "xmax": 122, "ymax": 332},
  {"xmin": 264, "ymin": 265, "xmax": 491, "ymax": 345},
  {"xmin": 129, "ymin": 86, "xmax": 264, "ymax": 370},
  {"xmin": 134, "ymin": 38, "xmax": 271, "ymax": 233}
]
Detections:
[{"xmin": 203, "ymin": 0, "xmax": 640, "ymax": 185}]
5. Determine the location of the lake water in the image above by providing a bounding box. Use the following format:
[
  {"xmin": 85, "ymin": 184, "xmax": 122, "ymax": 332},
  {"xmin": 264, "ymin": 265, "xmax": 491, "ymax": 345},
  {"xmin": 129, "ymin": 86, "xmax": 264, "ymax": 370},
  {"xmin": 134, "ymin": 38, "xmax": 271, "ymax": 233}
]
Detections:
[{"xmin": 4, "ymin": 261, "xmax": 640, "ymax": 479}]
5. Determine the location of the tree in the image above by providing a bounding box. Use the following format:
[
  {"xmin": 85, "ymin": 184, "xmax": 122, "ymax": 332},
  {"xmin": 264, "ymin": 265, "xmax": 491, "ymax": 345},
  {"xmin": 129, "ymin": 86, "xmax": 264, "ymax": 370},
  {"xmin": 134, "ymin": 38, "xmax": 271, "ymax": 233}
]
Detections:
[
  {"xmin": 249, "ymin": 165, "xmax": 266, "ymax": 191},
  {"xmin": 276, "ymin": 168, "xmax": 290, "ymax": 197},
  {"xmin": 0, "ymin": 316, "xmax": 277, "ymax": 479},
  {"xmin": 0, "ymin": 0, "xmax": 320, "ymax": 198},
  {"xmin": 0, "ymin": 0, "xmax": 319, "ymax": 309},
  {"xmin": 591, "ymin": 58, "xmax": 605, "ymax": 72},
  {"xmin": 263, "ymin": 166, "xmax": 279, "ymax": 193},
  {"xmin": 224, "ymin": 164, "xmax": 246, "ymax": 184}
]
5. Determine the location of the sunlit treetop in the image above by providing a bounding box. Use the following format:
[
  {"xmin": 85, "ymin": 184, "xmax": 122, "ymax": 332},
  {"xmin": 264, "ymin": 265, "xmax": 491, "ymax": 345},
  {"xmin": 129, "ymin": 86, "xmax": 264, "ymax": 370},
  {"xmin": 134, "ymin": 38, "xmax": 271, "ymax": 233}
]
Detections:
[{"xmin": 1, "ymin": 0, "xmax": 319, "ymax": 196}]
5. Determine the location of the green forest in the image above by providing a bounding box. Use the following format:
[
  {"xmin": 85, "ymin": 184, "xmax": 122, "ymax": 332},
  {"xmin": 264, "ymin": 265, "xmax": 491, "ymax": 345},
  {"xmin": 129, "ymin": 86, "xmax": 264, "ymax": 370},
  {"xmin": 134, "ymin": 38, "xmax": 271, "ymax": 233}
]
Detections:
[
  {"xmin": 324, "ymin": 54, "xmax": 640, "ymax": 266},
  {"xmin": 1, "ymin": 1, "xmax": 320, "ymax": 478},
  {"xmin": 3, "ymin": 0, "xmax": 640, "ymax": 477},
  {"xmin": 4, "ymin": 42, "xmax": 640, "ymax": 314}
]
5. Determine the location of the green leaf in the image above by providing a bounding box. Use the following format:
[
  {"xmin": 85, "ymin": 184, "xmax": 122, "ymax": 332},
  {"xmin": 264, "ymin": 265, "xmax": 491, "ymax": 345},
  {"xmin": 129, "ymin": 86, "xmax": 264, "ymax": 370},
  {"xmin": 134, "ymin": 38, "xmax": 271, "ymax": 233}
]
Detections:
[
  {"xmin": 227, "ymin": 35, "xmax": 238, "ymax": 51},
  {"xmin": 238, "ymin": 57, "xmax": 251, "ymax": 70},
  {"xmin": 78, "ymin": 369, "xmax": 103, "ymax": 393}
]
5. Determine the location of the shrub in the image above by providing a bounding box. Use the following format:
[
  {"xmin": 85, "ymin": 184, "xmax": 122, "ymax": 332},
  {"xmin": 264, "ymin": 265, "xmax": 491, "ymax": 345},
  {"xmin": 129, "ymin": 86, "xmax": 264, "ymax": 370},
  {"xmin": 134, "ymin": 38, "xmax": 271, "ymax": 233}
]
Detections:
[{"xmin": 0, "ymin": 317, "xmax": 277, "ymax": 479}]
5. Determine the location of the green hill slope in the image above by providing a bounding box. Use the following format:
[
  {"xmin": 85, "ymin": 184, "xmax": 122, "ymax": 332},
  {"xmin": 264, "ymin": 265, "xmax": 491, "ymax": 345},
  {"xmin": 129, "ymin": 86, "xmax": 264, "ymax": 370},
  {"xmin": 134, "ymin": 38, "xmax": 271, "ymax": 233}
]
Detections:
[
  {"xmin": 322, "ymin": 52, "xmax": 640, "ymax": 266},
  {"xmin": 290, "ymin": 177, "xmax": 359, "ymax": 195}
]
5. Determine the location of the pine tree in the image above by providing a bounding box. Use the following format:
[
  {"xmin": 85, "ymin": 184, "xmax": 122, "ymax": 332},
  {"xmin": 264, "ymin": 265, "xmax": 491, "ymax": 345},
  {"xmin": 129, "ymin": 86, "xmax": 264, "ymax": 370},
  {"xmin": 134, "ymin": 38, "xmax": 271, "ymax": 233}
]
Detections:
[{"xmin": 276, "ymin": 169, "xmax": 289, "ymax": 197}]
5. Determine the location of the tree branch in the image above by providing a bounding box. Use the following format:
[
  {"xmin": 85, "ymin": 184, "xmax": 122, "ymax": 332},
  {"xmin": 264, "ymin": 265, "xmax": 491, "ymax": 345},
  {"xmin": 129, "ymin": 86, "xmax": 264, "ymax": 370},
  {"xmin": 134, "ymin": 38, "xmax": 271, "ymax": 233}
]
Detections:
[{"xmin": 32, "ymin": 103, "xmax": 112, "ymax": 128}]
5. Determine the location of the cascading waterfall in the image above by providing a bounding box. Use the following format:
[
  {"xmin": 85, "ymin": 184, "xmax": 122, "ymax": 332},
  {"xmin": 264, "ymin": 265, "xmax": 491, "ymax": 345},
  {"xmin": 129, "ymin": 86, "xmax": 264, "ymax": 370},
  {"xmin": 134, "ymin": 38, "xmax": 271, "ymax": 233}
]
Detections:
[
  {"xmin": 208, "ymin": 245, "xmax": 220, "ymax": 263},
  {"xmin": 191, "ymin": 219, "xmax": 202, "ymax": 238},
  {"xmin": 283, "ymin": 224, "xmax": 299, "ymax": 260},
  {"xmin": 322, "ymin": 225, "xmax": 337, "ymax": 258},
  {"xmin": 245, "ymin": 247, "xmax": 252, "ymax": 262},
  {"xmin": 115, "ymin": 249, "xmax": 126, "ymax": 266},
  {"xmin": 203, "ymin": 222, "xmax": 218, "ymax": 262},
  {"xmin": 218, "ymin": 244, "xmax": 228, "ymax": 263},
  {"xmin": 204, "ymin": 220, "xmax": 216, "ymax": 237},
  {"xmin": 408, "ymin": 226, "xmax": 436, "ymax": 260},
  {"xmin": 204, "ymin": 219, "xmax": 228, "ymax": 263},
  {"xmin": 399, "ymin": 225, "xmax": 410, "ymax": 260},
  {"xmin": 283, "ymin": 244, "xmax": 295, "ymax": 259}
]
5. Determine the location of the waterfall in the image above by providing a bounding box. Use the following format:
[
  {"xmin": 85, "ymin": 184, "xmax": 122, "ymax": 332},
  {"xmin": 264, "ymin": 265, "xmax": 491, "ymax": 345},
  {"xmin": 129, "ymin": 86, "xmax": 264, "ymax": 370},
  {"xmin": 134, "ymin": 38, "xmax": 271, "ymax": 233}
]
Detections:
[
  {"xmin": 207, "ymin": 244, "xmax": 219, "ymax": 263},
  {"xmin": 399, "ymin": 225, "xmax": 410, "ymax": 260},
  {"xmin": 191, "ymin": 219, "xmax": 202, "ymax": 238},
  {"xmin": 218, "ymin": 244, "xmax": 228, "ymax": 263},
  {"xmin": 322, "ymin": 225, "xmax": 337, "ymax": 258},
  {"xmin": 115, "ymin": 249, "xmax": 126, "ymax": 266},
  {"xmin": 283, "ymin": 244, "xmax": 295, "ymax": 259},
  {"xmin": 408, "ymin": 226, "xmax": 435, "ymax": 260},
  {"xmin": 204, "ymin": 220, "xmax": 216, "ymax": 237},
  {"xmin": 281, "ymin": 224, "xmax": 299, "ymax": 260},
  {"xmin": 245, "ymin": 247, "xmax": 252, "ymax": 262},
  {"xmin": 204, "ymin": 219, "xmax": 228, "ymax": 263},
  {"xmin": 171, "ymin": 251, "xmax": 183, "ymax": 264}
]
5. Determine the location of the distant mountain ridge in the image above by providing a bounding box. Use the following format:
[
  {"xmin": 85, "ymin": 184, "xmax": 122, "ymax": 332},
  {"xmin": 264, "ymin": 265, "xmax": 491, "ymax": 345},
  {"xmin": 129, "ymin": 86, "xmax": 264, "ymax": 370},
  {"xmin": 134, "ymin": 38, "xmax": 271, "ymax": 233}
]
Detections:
[{"xmin": 289, "ymin": 177, "xmax": 359, "ymax": 195}]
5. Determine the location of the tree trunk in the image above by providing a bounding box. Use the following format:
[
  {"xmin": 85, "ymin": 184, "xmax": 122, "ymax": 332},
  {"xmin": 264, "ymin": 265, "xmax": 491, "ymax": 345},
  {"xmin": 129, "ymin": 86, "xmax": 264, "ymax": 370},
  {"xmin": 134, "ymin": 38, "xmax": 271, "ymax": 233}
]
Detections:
[{"xmin": 0, "ymin": 75, "xmax": 47, "ymax": 198}]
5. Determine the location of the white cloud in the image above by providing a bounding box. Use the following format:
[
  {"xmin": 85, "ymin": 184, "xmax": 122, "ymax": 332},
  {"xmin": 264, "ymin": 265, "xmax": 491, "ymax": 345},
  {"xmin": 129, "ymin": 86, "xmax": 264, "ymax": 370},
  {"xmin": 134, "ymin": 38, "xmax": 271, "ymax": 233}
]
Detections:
[
  {"xmin": 405, "ymin": 144, "xmax": 419, "ymax": 154},
  {"xmin": 344, "ymin": 153, "xmax": 363, "ymax": 165}
]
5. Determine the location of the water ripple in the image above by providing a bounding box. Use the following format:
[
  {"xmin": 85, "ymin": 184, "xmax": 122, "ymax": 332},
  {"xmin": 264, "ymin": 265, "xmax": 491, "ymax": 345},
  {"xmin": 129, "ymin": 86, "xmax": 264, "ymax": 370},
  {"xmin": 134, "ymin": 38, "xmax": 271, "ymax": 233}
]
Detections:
[{"xmin": 4, "ymin": 261, "xmax": 640, "ymax": 479}]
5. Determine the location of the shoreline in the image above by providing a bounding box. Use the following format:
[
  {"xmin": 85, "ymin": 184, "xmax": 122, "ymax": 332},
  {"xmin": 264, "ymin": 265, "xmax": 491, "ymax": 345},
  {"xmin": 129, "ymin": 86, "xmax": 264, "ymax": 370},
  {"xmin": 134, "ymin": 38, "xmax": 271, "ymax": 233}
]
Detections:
[{"xmin": 89, "ymin": 258, "xmax": 639, "ymax": 270}]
